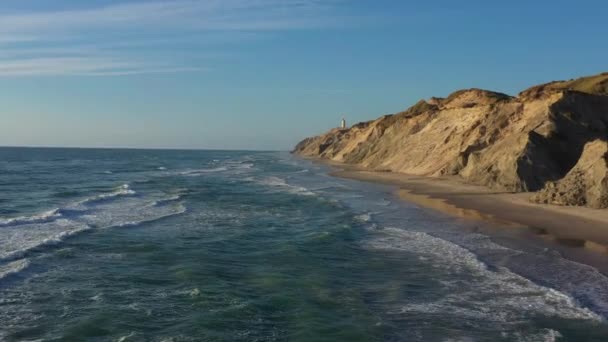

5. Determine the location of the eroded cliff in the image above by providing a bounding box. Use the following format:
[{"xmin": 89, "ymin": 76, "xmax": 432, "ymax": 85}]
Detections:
[{"xmin": 293, "ymin": 72, "xmax": 608, "ymax": 207}]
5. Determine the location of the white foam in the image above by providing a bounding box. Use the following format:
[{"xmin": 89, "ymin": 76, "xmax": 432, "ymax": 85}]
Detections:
[
  {"xmin": 78, "ymin": 184, "xmax": 136, "ymax": 205},
  {"xmin": 375, "ymin": 198, "xmax": 392, "ymax": 206},
  {"xmin": 354, "ymin": 213, "xmax": 372, "ymax": 223},
  {"xmin": 111, "ymin": 204, "xmax": 187, "ymax": 228},
  {"xmin": 188, "ymin": 288, "xmax": 201, "ymax": 298},
  {"xmin": 0, "ymin": 219, "xmax": 91, "ymax": 261},
  {"xmin": 117, "ymin": 332, "xmax": 137, "ymax": 342},
  {"xmin": 90, "ymin": 293, "xmax": 103, "ymax": 302},
  {"xmin": 80, "ymin": 193, "xmax": 186, "ymax": 228},
  {"xmin": 427, "ymin": 230, "xmax": 608, "ymax": 318},
  {"xmin": 0, "ymin": 259, "xmax": 30, "ymax": 281},
  {"xmin": 150, "ymin": 194, "xmax": 182, "ymax": 207},
  {"xmin": 124, "ymin": 302, "xmax": 153, "ymax": 316},
  {"xmin": 257, "ymin": 176, "xmax": 315, "ymax": 196},
  {"xmin": 0, "ymin": 209, "xmax": 63, "ymax": 228},
  {"xmin": 179, "ymin": 167, "xmax": 228, "ymax": 176},
  {"xmin": 228, "ymin": 162, "xmax": 256, "ymax": 175},
  {"xmin": 512, "ymin": 329, "xmax": 562, "ymax": 342},
  {"xmin": 364, "ymin": 228, "xmax": 602, "ymax": 323},
  {"xmin": 0, "ymin": 184, "xmax": 137, "ymax": 229},
  {"xmin": 270, "ymin": 176, "xmax": 294, "ymax": 186},
  {"xmin": 0, "ymin": 187, "xmax": 186, "ymax": 269},
  {"xmin": 259, "ymin": 176, "xmax": 289, "ymax": 187},
  {"xmin": 229, "ymin": 162, "xmax": 254, "ymax": 170}
]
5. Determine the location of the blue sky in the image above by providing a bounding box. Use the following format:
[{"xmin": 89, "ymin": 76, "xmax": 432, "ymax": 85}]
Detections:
[{"xmin": 1, "ymin": 0, "xmax": 607, "ymax": 150}]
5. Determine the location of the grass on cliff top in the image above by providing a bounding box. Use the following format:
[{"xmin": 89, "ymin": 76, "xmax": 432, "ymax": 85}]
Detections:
[
  {"xmin": 397, "ymin": 100, "xmax": 437, "ymax": 118},
  {"xmin": 521, "ymin": 72, "xmax": 608, "ymax": 96},
  {"xmin": 562, "ymin": 73, "xmax": 608, "ymax": 95},
  {"xmin": 443, "ymin": 88, "xmax": 512, "ymax": 103}
]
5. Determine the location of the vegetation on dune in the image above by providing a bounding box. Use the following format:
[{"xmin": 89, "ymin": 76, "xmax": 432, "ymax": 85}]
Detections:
[
  {"xmin": 397, "ymin": 100, "xmax": 438, "ymax": 118},
  {"xmin": 444, "ymin": 88, "xmax": 513, "ymax": 104},
  {"xmin": 520, "ymin": 72, "xmax": 608, "ymax": 98},
  {"xmin": 564, "ymin": 73, "xmax": 608, "ymax": 95}
]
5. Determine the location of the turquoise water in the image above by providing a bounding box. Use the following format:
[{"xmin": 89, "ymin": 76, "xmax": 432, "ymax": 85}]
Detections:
[{"xmin": 1, "ymin": 147, "xmax": 607, "ymax": 341}]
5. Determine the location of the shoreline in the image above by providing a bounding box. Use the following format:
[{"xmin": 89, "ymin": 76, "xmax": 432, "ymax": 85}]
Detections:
[{"xmin": 320, "ymin": 162, "xmax": 608, "ymax": 273}]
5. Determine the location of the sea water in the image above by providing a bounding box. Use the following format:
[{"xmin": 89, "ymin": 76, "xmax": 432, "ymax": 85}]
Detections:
[{"xmin": 0, "ymin": 147, "xmax": 607, "ymax": 341}]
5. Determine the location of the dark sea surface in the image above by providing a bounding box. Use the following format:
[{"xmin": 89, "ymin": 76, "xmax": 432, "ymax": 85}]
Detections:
[{"xmin": 0, "ymin": 147, "xmax": 607, "ymax": 341}]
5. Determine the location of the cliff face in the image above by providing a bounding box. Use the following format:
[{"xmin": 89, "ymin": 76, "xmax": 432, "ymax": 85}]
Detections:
[
  {"xmin": 293, "ymin": 72, "xmax": 608, "ymax": 208},
  {"xmin": 531, "ymin": 140, "xmax": 608, "ymax": 209}
]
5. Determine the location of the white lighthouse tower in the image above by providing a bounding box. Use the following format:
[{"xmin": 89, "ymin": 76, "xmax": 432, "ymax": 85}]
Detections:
[{"xmin": 340, "ymin": 117, "xmax": 346, "ymax": 129}]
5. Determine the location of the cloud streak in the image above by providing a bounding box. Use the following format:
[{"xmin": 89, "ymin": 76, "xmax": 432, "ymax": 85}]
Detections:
[
  {"xmin": 0, "ymin": 0, "xmax": 347, "ymax": 76},
  {"xmin": 0, "ymin": 57, "xmax": 206, "ymax": 76}
]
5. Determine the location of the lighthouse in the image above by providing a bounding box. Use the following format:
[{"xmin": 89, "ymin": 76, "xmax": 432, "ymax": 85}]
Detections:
[{"xmin": 340, "ymin": 117, "xmax": 346, "ymax": 129}]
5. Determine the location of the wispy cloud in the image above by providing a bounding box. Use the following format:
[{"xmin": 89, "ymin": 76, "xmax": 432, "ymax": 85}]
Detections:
[
  {"xmin": 0, "ymin": 57, "xmax": 206, "ymax": 76},
  {"xmin": 0, "ymin": 0, "xmax": 348, "ymax": 76}
]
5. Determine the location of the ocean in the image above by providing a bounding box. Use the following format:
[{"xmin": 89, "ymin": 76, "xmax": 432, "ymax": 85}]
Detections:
[{"xmin": 0, "ymin": 147, "xmax": 607, "ymax": 341}]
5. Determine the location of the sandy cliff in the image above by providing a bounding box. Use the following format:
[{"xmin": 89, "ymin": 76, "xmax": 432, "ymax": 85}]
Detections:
[
  {"xmin": 293, "ymin": 72, "xmax": 608, "ymax": 208},
  {"xmin": 531, "ymin": 140, "xmax": 608, "ymax": 208}
]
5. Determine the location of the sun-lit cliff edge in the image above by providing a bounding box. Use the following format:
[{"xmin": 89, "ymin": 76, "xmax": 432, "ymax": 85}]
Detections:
[{"xmin": 293, "ymin": 72, "xmax": 608, "ymax": 208}]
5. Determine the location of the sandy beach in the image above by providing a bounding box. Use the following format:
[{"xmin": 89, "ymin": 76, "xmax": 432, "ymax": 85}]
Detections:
[{"xmin": 327, "ymin": 165, "xmax": 608, "ymax": 272}]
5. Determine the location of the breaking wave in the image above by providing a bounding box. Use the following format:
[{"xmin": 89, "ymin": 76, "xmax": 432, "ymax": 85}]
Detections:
[
  {"xmin": 257, "ymin": 176, "xmax": 315, "ymax": 196},
  {"xmin": 78, "ymin": 184, "xmax": 136, "ymax": 205},
  {"xmin": 0, "ymin": 184, "xmax": 186, "ymax": 280},
  {"xmin": 0, "ymin": 184, "xmax": 135, "ymax": 228},
  {"xmin": 364, "ymin": 227, "xmax": 603, "ymax": 323},
  {"xmin": 179, "ymin": 167, "xmax": 228, "ymax": 176},
  {"xmin": 0, "ymin": 259, "xmax": 31, "ymax": 281},
  {"xmin": 0, "ymin": 209, "xmax": 63, "ymax": 228}
]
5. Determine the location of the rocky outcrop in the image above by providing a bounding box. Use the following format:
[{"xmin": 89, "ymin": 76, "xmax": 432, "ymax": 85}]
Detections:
[
  {"xmin": 293, "ymin": 72, "xmax": 608, "ymax": 208},
  {"xmin": 531, "ymin": 140, "xmax": 608, "ymax": 208}
]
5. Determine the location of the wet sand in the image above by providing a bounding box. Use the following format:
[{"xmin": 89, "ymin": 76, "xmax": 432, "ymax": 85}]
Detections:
[{"xmin": 327, "ymin": 167, "xmax": 608, "ymax": 273}]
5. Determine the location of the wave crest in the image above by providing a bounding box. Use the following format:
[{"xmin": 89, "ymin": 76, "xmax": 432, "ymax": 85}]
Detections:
[
  {"xmin": 78, "ymin": 184, "xmax": 136, "ymax": 205},
  {"xmin": 257, "ymin": 176, "xmax": 315, "ymax": 196},
  {"xmin": 365, "ymin": 227, "xmax": 603, "ymax": 323},
  {"xmin": 0, "ymin": 259, "xmax": 30, "ymax": 281},
  {"xmin": 0, "ymin": 209, "xmax": 63, "ymax": 228}
]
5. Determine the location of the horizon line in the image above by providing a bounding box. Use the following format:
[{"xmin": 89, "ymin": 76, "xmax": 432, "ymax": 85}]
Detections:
[{"xmin": 0, "ymin": 145, "xmax": 284, "ymax": 153}]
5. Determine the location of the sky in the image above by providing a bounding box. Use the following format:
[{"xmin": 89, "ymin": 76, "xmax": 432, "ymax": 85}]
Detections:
[{"xmin": 0, "ymin": 0, "xmax": 607, "ymax": 150}]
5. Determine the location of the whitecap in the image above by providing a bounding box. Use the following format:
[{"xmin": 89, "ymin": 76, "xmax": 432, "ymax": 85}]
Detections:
[
  {"xmin": 179, "ymin": 167, "xmax": 228, "ymax": 176},
  {"xmin": 354, "ymin": 212, "xmax": 375, "ymax": 223},
  {"xmin": 150, "ymin": 194, "xmax": 182, "ymax": 207},
  {"xmin": 116, "ymin": 332, "xmax": 137, "ymax": 342},
  {"xmin": 78, "ymin": 184, "xmax": 136, "ymax": 206},
  {"xmin": 0, "ymin": 220, "xmax": 91, "ymax": 261},
  {"xmin": 90, "ymin": 293, "xmax": 103, "ymax": 302},
  {"xmin": 364, "ymin": 228, "xmax": 602, "ymax": 323},
  {"xmin": 259, "ymin": 176, "xmax": 289, "ymax": 187},
  {"xmin": 0, "ymin": 259, "xmax": 30, "ymax": 281},
  {"xmin": 0, "ymin": 209, "xmax": 63, "ymax": 228},
  {"xmin": 230, "ymin": 162, "xmax": 254, "ymax": 170},
  {"xmin": 257, "ymin": 176, "xmax": 315, "ymax": 196},
  {"xmin": 188, "ymin": 288, "xmax": 201, "ymax": 298},
  {"xmin": 111, "ymin": 204, "xmax": 187, "ymax": 228},
  {"xmin": 228, "ymin": 162, "xmax": 256, "ymax": 175},
  {"xmin": 0, "ymin": 185, "xmax": 186, "ymax": 266}
]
